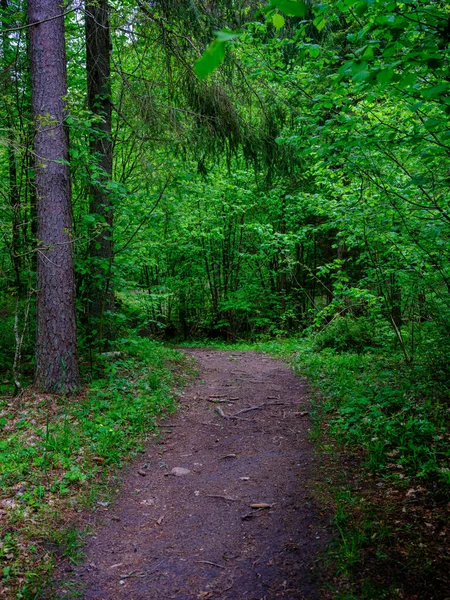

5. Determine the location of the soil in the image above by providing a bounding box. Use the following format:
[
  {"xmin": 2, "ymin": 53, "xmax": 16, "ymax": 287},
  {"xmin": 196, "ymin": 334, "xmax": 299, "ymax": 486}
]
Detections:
[{"xmin": 61, "ymin": 349, "xmax": 331, "ymax": 599}]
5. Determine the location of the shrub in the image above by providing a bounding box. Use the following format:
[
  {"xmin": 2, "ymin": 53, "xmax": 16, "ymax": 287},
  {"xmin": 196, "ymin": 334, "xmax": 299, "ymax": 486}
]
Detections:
[{"xmin": 313, "ymin": 316, "xmax": 376, "ymax": 353}]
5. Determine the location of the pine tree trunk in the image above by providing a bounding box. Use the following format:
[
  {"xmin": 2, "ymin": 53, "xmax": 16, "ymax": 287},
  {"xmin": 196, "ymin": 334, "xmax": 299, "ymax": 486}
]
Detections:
[
  {"xmin": 85, "ymin": 0, "xmax": 114, "ymax": 343},
  {"xmin": 29, "ymin": 0, "xmax": 79, "ymax": 392}
]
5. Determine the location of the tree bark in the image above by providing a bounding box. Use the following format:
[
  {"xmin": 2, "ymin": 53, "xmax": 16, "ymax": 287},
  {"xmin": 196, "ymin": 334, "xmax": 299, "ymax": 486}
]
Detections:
[
  {"xmin": 85, "ymin": 0, "xmax": 114, "ymax": 343},
  {"xmin": 29, "ymin": 0, "xmax": 79, "ymax": 392}
]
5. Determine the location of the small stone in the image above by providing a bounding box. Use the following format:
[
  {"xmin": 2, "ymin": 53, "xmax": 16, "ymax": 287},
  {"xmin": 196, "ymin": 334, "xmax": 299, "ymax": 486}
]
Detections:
[{"xmin": 171, "ymin": 467, "xmax": 191, "ymax": 477}]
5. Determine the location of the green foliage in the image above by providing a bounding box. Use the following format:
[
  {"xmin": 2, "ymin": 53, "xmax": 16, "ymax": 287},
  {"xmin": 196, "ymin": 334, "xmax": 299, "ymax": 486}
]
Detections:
[
  {"xmin": 312, "ymin": 317, "xmax": 377, "ymax": 353},
  {"xmin": 269, "ymin": 0, "xmax": 307, "ymax": 18},
  {"xmin": 194, "ymin": 39, "xmax": 226, "ymax": 80},
  {"xmin": 0, "ymin": 337, "xmax": 187, "ymax": 598},
  {"xmin": 286, "ymin": 340, "xmax": 450, "ymax": 487}
]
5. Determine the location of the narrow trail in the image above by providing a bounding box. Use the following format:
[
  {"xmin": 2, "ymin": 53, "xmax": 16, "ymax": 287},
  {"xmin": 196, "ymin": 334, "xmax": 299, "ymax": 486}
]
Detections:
[{"xmin": 66, "ymin": 349, "xmax": 330, "ymax": 599}]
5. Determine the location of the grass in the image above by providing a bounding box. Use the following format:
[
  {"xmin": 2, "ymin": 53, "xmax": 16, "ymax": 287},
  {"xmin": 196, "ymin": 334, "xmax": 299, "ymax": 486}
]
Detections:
[{"xmin": 0, "ymin": 337, "xmax": 191, "ymax": 599}]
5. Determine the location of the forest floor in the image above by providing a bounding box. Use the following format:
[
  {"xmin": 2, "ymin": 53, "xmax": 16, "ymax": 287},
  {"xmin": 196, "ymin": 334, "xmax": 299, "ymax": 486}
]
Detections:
[{"xmin": 54, "ymin": 349, "xmax": 331, "ymax": 599}]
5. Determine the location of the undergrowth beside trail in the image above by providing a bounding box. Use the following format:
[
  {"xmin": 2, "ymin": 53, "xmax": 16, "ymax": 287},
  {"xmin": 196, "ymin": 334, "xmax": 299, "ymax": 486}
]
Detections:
[
  {"xmin": 178, "ymin": 336, "xmax": 450, "ymax": 598},
  {"xmin": 288, "ymin": 344, "xmax": 450, "ymax": 599},
  {"xmin": 0, "ymin": 338, "xmax": 189, "ymax": 600}
]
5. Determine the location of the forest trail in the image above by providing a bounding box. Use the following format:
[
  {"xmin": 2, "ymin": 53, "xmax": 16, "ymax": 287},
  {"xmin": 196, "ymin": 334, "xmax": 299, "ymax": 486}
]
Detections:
[{"xmin": 65, "ymin": 349, "xmax": 330, "ymax": 599}]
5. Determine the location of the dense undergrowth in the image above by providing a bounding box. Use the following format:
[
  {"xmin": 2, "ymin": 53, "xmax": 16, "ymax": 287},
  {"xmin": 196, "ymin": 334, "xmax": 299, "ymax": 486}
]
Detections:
[
  {"xmin": 180, "ymin": 327, "xmax": 450, "ymax": 599},
  {"xmin": 0, "ymin": 338, "xmax": 188, "ymax": 599},
  {"xmin": 286, "ymin": 339, "xmax": 450, "ymax": 599}
]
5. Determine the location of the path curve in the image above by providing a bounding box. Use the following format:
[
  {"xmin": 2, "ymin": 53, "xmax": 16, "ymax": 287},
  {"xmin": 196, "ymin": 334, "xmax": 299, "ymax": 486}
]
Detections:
[{"xmin": 66, "ymin": 349, "xmax": 330, "ymax": 599}]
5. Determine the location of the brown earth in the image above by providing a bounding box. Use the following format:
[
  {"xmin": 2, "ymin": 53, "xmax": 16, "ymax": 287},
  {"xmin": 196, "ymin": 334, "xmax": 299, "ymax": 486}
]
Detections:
[{"xmin": 60, "ymin": 349, "xmax": 331, "ymax": 599}]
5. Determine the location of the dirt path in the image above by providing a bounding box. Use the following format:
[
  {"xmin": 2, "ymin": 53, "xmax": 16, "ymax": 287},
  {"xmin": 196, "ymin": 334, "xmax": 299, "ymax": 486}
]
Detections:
[{"xmin": 64, "ymin": 349, "xmax": 330, "ymax": 599}]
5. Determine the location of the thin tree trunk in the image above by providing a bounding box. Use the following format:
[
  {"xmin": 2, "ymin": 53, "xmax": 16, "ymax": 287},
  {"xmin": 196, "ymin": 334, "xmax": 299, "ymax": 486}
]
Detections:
[
  {"xmin": 29, "ymin": 0, "xmax": 79, "ymax": 392},
  {"xmin": 85, "ymin": 0, "xmax": 114, "ymax": 343},
  {"xmin": 1, "ymin": 0, "xmax": 22, "ymax": 294}
]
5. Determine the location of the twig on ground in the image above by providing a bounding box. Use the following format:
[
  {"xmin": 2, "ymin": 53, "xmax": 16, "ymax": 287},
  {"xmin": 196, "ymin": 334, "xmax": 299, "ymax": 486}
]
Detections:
[
  {"xmin": 119, "ymin": 570, "xmax": 145, "ymax": 579},
  {"xmin": 207, "ymin": 398, "xmax": 231, "ymax": 404},
  {"xmin": 241, "ymin": 508, "xmax": 267, "ymax": 521},
  {"xmin": 215, "ymin": 407, "xmax": 253, "ymax": 422},
  {"xmin": 206, "ymin": 494, "xmax": 237, "ymax": 501},
  {"xmin": 232, "ymin": 403, "xmax": 267, "ymax": 416},
  {"xmin": 195, "ymin": 560, "xmax": 226, "ymax": 569},
  {"xmin": 215, "ymin": 406, "xmax": 229, "ymax": 419}
]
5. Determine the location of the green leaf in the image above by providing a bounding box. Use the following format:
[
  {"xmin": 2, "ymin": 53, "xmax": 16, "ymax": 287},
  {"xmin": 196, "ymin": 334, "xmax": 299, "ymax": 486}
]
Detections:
[
  {"xmin": 308, "ymin": 44, "xmax": 321, "ymax": 58},
  {"xmin": 214, "ymin": 30, "xmax": 242, "ymax": 42},
  {"xmin": 313, "ymin": 16, "xmax": 327, "ymax": 31},
  {"xmin": 422, "ymin": 83, "xmax": 449, "ymax": 99},
  {"xmin": 269, "ymin": 0, "xmax": 307, "ymax": 17},
  {"xmin": 362, "ymin": 46, "xmax": 374, "ymax": 60},
  {"xmin": 376, "ymin": 68, "xmax": 394, "ymax": 85},
  {"xmin": 272, "ymin": 13, "xmax": 286, "ymax": 29},
  {"xmin": 353, "ymin": 69, "xmax": 370, "ymax": 82},
  {"xmin": 194, "ymin": 40, "xmax": 226, "ymax": 80},
  {"xmin": 398, "ymin": 72, "xmax": 416, "ymax": 89},
  {"xmin": 354, "ymin": 0, "xmax": 368, "ymax": 16}
]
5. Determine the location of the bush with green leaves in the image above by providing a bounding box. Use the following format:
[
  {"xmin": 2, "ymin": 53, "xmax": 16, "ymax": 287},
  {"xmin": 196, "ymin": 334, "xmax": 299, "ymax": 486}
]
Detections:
[{"xmin": 312, "ymin": 316, "xmax": 377, "ymax": 353}]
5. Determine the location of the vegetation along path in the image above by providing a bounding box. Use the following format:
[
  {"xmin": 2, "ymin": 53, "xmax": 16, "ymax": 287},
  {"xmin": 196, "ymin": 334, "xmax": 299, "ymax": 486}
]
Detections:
[{"xmin": 66, "ymin": 349, "xmax": 330, "ymax": 599}]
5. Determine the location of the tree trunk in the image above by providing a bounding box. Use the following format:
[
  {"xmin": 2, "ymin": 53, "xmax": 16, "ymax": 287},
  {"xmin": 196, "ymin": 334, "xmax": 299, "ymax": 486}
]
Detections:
[
  {"xmin": 29, "ymin": 0, "xmax": 79, "ymax": 392},
  {"xmin": 1, "ymin": 0, "xmax": 22, "ymax": 295},
  {"xmin": 85, "ymin": 0, "xmax": 114, "ymax": 343}
]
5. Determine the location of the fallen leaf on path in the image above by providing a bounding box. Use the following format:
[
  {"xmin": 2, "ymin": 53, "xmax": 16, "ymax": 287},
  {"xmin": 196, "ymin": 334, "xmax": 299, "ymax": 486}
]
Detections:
[
  {"xmin": 221, "ymin": 454, "xmax": 237, "ymax": 459},
  {"xmin": 250, "ymin": 503, "xmax": 273, "ymax": 509},
  {"xmin": 137, "ymin": 469, "xmax": 147, "ymax": 477},
  {"xmin": 92, "ymin": 457, "xmax": 105, "ymax": 464}
]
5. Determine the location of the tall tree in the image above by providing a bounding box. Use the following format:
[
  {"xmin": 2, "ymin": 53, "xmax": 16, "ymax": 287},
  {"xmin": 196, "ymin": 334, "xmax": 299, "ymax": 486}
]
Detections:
[
  {"xmin": 1, "ymin": 0, "xmax": 21, "ymax": 296},
  {"xmin": 85, "ymin": 0, "xmax": 113, "ymax": 343},
  {"xmin": 28, "ymin": 0, "xmax": 79, "ymax": 391}
]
